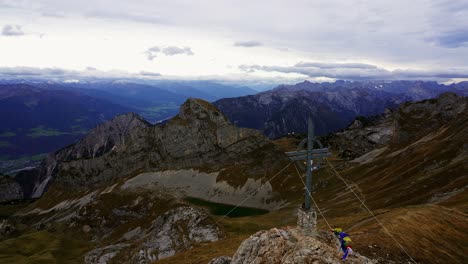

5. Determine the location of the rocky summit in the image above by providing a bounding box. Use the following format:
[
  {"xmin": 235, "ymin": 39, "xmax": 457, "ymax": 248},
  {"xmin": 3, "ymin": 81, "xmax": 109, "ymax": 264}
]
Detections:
[{"xmin": 209, "ymin": 227, "xmax": 375, "ymax": 264}]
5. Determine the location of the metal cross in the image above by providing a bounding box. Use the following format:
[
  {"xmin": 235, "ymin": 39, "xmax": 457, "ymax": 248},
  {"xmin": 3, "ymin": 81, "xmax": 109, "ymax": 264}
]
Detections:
[{"xmin": 285, "ymin": 117, "xmax": 331, "ymax": 211}]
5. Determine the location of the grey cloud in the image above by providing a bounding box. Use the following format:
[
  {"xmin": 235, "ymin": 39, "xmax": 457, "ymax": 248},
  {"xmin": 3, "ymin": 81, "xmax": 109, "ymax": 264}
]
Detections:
[
  {"xmin": 41, "ymin": 12, "xmax": 66, "ymax": 18},
  {"xmin": 239, "ymin": 62, "xmax": 468, "ymax": 80},
  {"xmin": 161, "ymin": 46, "xmax": 193, "ymax": 56},
  {"xmin": 426, "ymin": 1, "xmax": 468, "ymax": 48},
  {"xmin": 430, "ymin": 29, "xmax": 468, "ymax": 48},
  {"xmin": 234, "ymin": 41, "xmax": 262, "ymax": 47},
  {"xmin": 145, "ymin": 46, "xmax": 160, "ymax": 60},
  {"xmin": 144, "ymin": 46, "xmax": 193, "ymax": 60},
  {"xmin": 2, "ymin": 24, "xmax": 24, "ymax": 36}
]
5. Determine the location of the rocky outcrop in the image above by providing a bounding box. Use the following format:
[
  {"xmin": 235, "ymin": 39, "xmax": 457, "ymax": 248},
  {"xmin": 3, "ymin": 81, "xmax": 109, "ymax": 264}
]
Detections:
[
  {"xmin": 322, "ymin": 110, "xmax": 394, "ymax": 159},
  {"xmin": 17, "ymin": 98, "xmax": 290, "ymax": 199},
  {"xmin": 0, "ymin": 220, "xmax": 16, "ymax": 239},
  {"xmin": 132, "ymin": 206, "xmax": 223, "ymax": 262},
  {"xmin": 85, "ymin": 206, "xmax": 223, "ymax": 264},
  {"xmin": 0, "ymin": 175, "xmax": 23, "ymax": 201},
  {"xmin": 210, "ymin": 228, "xmax": 376, "ymax": 264}
]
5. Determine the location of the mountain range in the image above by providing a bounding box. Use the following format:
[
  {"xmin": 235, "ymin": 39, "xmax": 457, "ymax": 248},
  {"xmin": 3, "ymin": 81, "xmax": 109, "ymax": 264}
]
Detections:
[
  {"xmin": 214, "ymin": 80, "xmax": 468, "ymax": 138},
  {"xmin": 1, "ymin": 93, "xmax": 467, "ymax": 263},
  {"xmin": 2, "ymin": 79, "xmax": 466, "ymax": 173},
  {"xmin": 0, "ymin": 92, "xmax": 466, "ymax": 263},
  {"xmin": 0, "ymin": 80, "xmax": 257, "ymax": 172}
]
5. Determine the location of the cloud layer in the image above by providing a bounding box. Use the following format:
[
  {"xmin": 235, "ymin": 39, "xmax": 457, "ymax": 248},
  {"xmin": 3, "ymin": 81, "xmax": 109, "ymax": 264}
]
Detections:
[
  {"xmin": 0, "ymin": 66, "xmax": 161, "ymax": 80},
  {"xmin": 239, "ymin": 62, "xmax": 468, "ymax": 80},
  {"xmin": 234, "ymin": 41, "xmax": 262, "ymax": 47},
  {"xmin": 2, "ymin": 24, "xmax": 24, "ymax": 36},
  {"xmin": 144, "ymin": 46, "xmax": 194, "ymax": 60}
]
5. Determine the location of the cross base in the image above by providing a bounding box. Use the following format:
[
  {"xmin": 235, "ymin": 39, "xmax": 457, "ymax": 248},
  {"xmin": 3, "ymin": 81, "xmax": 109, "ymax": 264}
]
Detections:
[{"xmin": 297, "ymin": 207, "xmax": 317, "ymax": 237}]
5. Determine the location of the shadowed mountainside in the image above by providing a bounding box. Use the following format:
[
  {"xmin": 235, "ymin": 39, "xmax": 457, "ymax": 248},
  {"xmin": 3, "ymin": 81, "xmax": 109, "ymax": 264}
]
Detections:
[{"xmin": 214, "ymin": 80, "xmax": 466, "ymax": 139}]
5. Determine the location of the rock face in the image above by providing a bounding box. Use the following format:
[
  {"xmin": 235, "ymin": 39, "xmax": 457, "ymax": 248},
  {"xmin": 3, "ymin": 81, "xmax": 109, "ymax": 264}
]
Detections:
[
  {"xmin": 133, "ymin": 206, "xmax": 223, "ymax": 262},
  {"xmin": 214, "ymin": 80, "xmax": 466, "ymax": 139},
  {"xmin": 85, "ymin": 206, "xmax": 223, "ymax": 264},
  {"xmin": 22, "ymin": 112, "xmax": 151, "ymax": 198},
  {"xmin": 17, "ymin": 98, "xmax": 289, "ymax": 199},
  {"xmin": 0, "ymin": 174, "xmax": 23, "ymax": 201},
  {"xmin": 212, "ymin": 228, "xmax": 375, "ymax": 264}
]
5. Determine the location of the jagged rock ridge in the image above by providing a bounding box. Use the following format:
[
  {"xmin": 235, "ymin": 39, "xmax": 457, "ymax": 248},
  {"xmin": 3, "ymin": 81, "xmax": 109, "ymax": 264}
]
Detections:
[{"xmin": 15, "ymin": 98, "xmax": 288, "ymax": 199}]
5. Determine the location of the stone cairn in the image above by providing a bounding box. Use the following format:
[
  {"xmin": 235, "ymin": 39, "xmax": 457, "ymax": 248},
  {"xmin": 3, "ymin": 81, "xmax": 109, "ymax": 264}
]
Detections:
[{"xmin": 297, "ymin": 207, "xmax": 318, "ymax": 237}]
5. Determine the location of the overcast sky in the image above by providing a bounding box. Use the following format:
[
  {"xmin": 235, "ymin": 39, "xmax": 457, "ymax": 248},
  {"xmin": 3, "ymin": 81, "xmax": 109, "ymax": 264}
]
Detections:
[{"xmin": 1, "ymin": 0, "xmax": 468, "ymax": 83}]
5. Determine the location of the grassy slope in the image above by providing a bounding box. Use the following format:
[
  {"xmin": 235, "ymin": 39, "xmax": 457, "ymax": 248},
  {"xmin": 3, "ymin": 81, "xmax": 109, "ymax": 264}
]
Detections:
[{"xmin": 0, "ymin": 231, "xmax": 90, "ymax": 264}]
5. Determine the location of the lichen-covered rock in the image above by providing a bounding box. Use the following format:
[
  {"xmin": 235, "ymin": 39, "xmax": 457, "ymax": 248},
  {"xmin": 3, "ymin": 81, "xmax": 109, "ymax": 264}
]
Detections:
[{"xmin": 225, "ymin": 228, "xmax": 376, "ymax": 264}]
